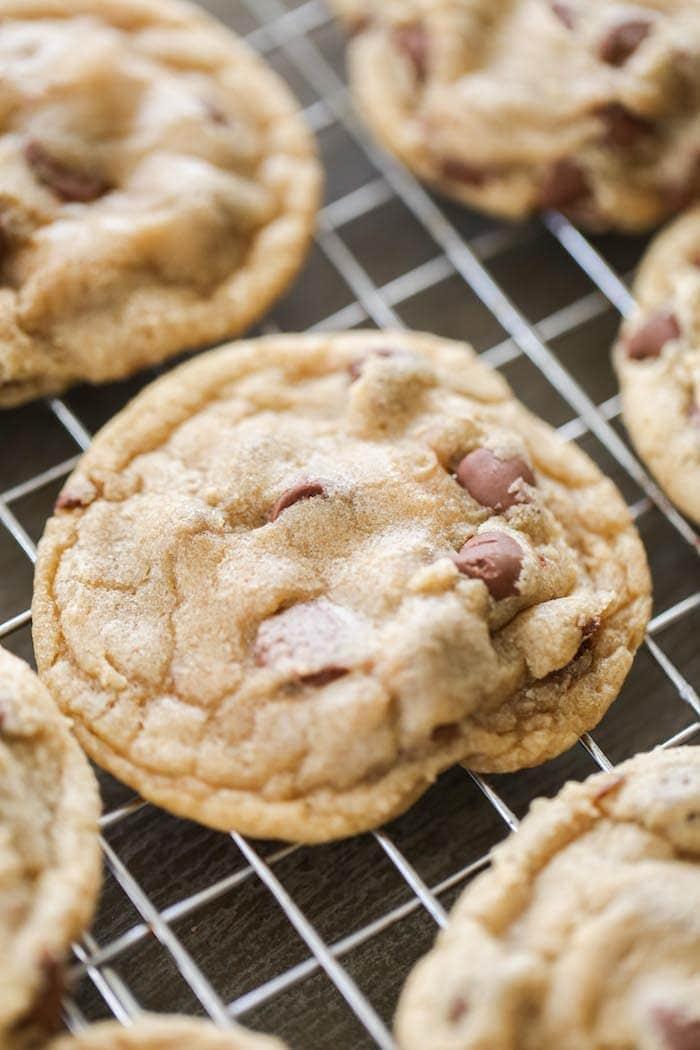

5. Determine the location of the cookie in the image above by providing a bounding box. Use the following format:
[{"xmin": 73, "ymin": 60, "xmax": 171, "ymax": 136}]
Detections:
[
  {"xmin": 395, "ymin": 746, "xmax": 700, "ymax": 1050},
  {"xmin": 0, "ymin": 647, "xmax": 101, "ymax": 1050},
  {"xmin": 48, "ymin": 1015, "xmax": 286, "ymax": 1050},
  {"xmin": 613, "ymin": 205, "xmax": 700, "ymax": 525},
  {"xmin": 0, "ymin": 0, "xmax": 320, "ymax": 407},
  {"xmin": 331, "ymin": 0, "xmax": 700, "ymax": 231},
  {"xmin": 32, "ymin": 331, "xmax": 650, "ymax": 843}
]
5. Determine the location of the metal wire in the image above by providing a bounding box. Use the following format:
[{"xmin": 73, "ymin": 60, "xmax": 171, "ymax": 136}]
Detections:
[{"xmin": 0, "ymin": 2, "xmax": 698, "ymax": 1046}]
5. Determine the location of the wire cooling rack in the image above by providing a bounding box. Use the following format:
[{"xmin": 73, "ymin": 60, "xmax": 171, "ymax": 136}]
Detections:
[{"xmin": 2, "ymin": 2, "xmax": 700, "ymax": 1047}]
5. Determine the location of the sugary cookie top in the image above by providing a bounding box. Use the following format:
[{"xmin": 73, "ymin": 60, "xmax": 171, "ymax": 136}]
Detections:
[
  {"xmin": 33, "ymin": 332, "xmax": 649, "ymax": 842},
  {"xmin": 396, "ymin": 746, "xmax": 700, "ymax": 1050},
  {"xmin": 48, "ymin": 1016, "xmax": 286, "ymax": 1050},
  {"xmin": 614, "ymin": 204, "xmax": 700, "ymax": 525},
  {"xmin": 333, "ymin": 0, "xmax": 700, "ymax": 228},
  {"xmin": 0, "ymin": 646, "xmax": 101, "ymax": 1046},
  {"xmin": 0, "ymin": 0, "xmax": 319, "ymax": 403}
]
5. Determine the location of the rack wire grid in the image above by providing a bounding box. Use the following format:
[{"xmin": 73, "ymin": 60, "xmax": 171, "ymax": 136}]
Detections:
[{"xmin": 2, "ymin": 1, "xmax": 700, "ymax": 1047}]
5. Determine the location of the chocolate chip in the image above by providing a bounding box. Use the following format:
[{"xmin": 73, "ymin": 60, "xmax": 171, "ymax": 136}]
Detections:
[
  {"xmin": 598, "ymin": 103, "xmax": 653, "ymax": 148},
  {"xmin": 299, "ymin": 667, "xmax": 348, "ymax": 687},
  {"xmin": 54, "ymin": 488, "xmax": 91, "ymax": 512},
  {"xmin": 393, "ymin": 23, "xmax": 428, "ymax": 80},
  {"xmin": 689, "ymin": 402, "xmax": 700, "ymax": 427},
  {"xmin": 625, "ymin": 310, "xmax": 680, "ymax": 360},
  {"xmin": 440, "ymin": 159, "xmax": 491, "ymax": 187},
  {"xmin": 448, "ymin": 996, "xmax": 469, "ymax": 1024},
  {"xmin": 254, "ymin": 598, "xmax": 362, "ymax": 684},
  {"xmin": 550, "ymin": 2, "xmax": 576, "ymax": 29},
  {"xmin": 540, "ymin": 159, "xmax": 590, "ymax": 210},
  {"xmin": 456, "ymin": 449, "xmax": 535, "ymax": 511},
  {"xmin": 574, "ymin": 615, "xmax": 601, "ymax": 658},
  {"xmin": 24, "ymin": 141, "xmax": 109, "ymax": 203},
  {"xmin": 202, "ymin": 99, "xmax": 229, "ymax": 125},
  {"xmin": 270, "ymin": 480, "xmax": 326, "ymax": 522},
  {"xmin": 599, "ymin": 20, "xmax": 651, "ymax": 66},
  {"xmin": 652, "ymin": 1006, "xmax": 700, "ymax": 1050},
  {"xmin": 348, "ymin": 346, "xmax": 405, "ymax": 381},
  {"xmin": 454, "ymin": 531, "xmax": 523, "ymax": 600}
]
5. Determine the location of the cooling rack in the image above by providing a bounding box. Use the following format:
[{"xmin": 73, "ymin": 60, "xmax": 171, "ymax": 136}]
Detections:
[{"xmin": 2, "ymin": 2, "xmax": 699, "ymax": 1048}]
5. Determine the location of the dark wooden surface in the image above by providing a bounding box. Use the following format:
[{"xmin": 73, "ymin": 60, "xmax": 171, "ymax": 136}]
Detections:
[{"xmin": 2, "ymin": 3, "xmax": 699, "ymax": 1048}]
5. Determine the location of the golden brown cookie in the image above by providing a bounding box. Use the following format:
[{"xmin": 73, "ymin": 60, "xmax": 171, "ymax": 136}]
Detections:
[
  {"xmin": 613, "ymin": 205, "xmax": 700, "ymax": 525},
  {"xmin": 0, "ymin": 0, "xmax": 320, "ymax": 406},
  {"xmin": 33, "ymin": 331, "xmax": 650, "ymax": 843},
  {"xmin": 331, "ymin": 0, "xmax": 700, "ymax": 231},
  {"xmin": 48, "ymin": 1015, "xmax": 286, "ymax": 1050},
  {"xmin": 395, "ymin": 746, "xmax": 700, "ymax": 1050},
  {"xmin": 0, "ymin": 647, "xmax": 101, "ymax": 1050}
]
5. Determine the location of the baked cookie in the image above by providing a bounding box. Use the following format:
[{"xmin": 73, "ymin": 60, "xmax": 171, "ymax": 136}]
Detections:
[
  {"xmin": 32, "ymin": 331, "xmax": 650, "ymax": 843},
  {"xmin": 0, "ymin": 647, "xmax": 101, "ymax": 1050},
  {"xmin": 0, "ymin": 0, "xmax": 320, "ymax": 407},
  {"xmin": 331, "ymin": 0, "xmax": 700, "ymax": 231},
  {"xmin": 613, "ymin": 206, "xmax": 700, "ymax": 525},
  {"xmin": 48, "ymin": 1015, "xmax": 286, "ymax": 1050},
  {"xmin": 395, "ymin": 746, "xmax": 700, "ymax": 1050}
]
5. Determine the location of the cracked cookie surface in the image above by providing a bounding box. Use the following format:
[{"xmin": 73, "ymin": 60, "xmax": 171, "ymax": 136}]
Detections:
[
  {"xmin": 0, "ymin": 0, "xmax": 320, "ymax": 406},
  {"xmin": 395, "ymin": 746, "xmax": 700, "ymax": 1050},
  {"xmin": 331, "ymin": 0, "xmax": 700, "ymax": 231},
  {"xmin": 0, "ymin": 647, "xmax": 101, "ymax": 1050},
  {"xmin": 32, "ymin": 331, "xmax": 650, "ymax": 843},
  {"xmin": 613, "ymin": 205, "xmax": 700, "ymax": 525},
  {"xmin": 48, "ymin": 1015, "xmax": 286, "ymax": 1050}
]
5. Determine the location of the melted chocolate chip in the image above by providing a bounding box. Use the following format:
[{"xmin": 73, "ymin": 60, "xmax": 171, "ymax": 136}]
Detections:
[
  {"xmin": 540, "ymin": 159, "xmax": 590, "ymax": 210},
  {"xmin": 652, "ymin": 1006, "xmax": 700, "ymax": 1050},
  {"xmin": 393, "ymin": 23, "xmax": 428, "ymax": 80},
  {"xmin": 551, "ymin": 2, "xmax": 576, "ymax": 29},
  {"xmin": 598, "ymin": 103, "xmax": 653, "ymax": 148},
  {"xmin": 599, "ymin": 20, "xmax": 651, "ymax": 66},
  {"xmin": 454, "ymin": 531, "xmax": 523, "ymax": 600},
  {"xmin": 625, "ymin": 310, "xmax": 680, "ymax": 360},
  {"xmin": 254, "ymin": 598, "xmax": 362, "ymax": 684},
  {"xmin": 348, "ymin": 346, "xmax": 406, "ymax": 381},
  {"xmin": 456, "ymin": 449, "xmax": 535, "ymax": 511},
  {"xmin": 440, "ymin": 159, "xmax": 491, "ymax": 187},
  {"xmin": 270, "ymin": 480, "xmax": 326, "ymax": 522},
  {"xmin": 24, "ymin": 141, "xmax": 109, "ymax": 203}
]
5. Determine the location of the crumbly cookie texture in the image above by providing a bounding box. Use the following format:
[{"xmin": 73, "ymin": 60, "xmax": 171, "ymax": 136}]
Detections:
[
  {"xmin": 32, "ymin": 331, "xmax": 650, "ymax": 843},
  {"xmin": 613, "ymin": 205, "xmax": 700, "ymax": 525},
  {"xmin": 396, "ymin": 746, "xmax": 700, "ymax": 1050},
  {"xmin": 331, "ymin": 0, "xmax": 700, "ymax": 231},
  {"xmin": 48, "ymin": 1015, "xmax": 286, "ymax": 1050},
  {"xmin": 0, "ymin": 647, "xmax": 101, "ymax": 1050},
  {"xmin": 0, "ymin": 0, "xmax": 320, "ymax": 407}
]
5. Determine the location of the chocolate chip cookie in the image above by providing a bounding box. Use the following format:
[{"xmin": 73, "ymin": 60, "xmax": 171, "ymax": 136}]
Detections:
[
  {"xmin": 0, "ymin": 647, "xmax": 101, "ymax": 1050},
  {"xmin": 396, "ymin": 746, "xmax": 700, "ymax": 1050},
  {"xmin": 331, "ymin": 0, "xmax": 700, "ymax": 231},
  {"xmin": 32, "ymin": 331, "xmax": 650, "ymax": 843},
  {"xmin": 613, "ymin": 205, "xmax": 700, "ymax": 525},
  {"xmin": 0, "ymin": 0, "xmax": 320, "ymax": 406},
  {"xmin": 48, "ymin": 1016, "xmax": 286, "ymax": 1050}
]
